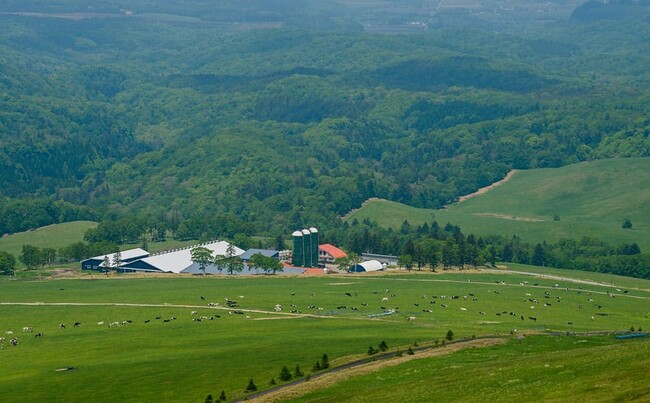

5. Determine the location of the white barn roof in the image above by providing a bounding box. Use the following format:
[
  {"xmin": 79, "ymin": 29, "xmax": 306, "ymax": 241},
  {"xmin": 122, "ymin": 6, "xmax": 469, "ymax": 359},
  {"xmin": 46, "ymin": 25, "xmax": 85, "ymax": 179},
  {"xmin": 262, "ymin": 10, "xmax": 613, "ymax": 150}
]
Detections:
[
  {"xmin": 91, "ymin": 248, "xmax": 149, "ymax": 266},
  {"xmin": 135, "ymin": 241, "xmax": 244, "ymax": 274},
  {"xmin": 351, "ymin": 260, "xmax": 384, "ymax": 272}
]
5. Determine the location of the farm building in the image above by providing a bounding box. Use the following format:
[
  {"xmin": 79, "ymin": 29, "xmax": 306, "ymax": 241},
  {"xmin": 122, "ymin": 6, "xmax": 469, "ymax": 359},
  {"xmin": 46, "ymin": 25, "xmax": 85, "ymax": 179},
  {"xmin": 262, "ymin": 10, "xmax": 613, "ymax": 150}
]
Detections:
[
  {"xmin": 361, "ymin": 253, "xmax": 398, "ymax": 266},
  {"xmin": 319, "ymin": 243, "xmax": 347, "ymax": 263},
  {"xmin": 349, "ymin": 260, "xmax": 385, "ymax": 273},
  {"xmin": 240, "ymin": 249, "xmax": 279, "ymax": 262},
  {"xmin": 291, "ymin": 228, "xmax": 319, "ymax": 267},
  {"xmin": 81, "ymin": 248, "xmax": 149, "ymax": 271},
  {"xmin": 119, "ymin": 240, "xmax": 244, "ymax": 274}
]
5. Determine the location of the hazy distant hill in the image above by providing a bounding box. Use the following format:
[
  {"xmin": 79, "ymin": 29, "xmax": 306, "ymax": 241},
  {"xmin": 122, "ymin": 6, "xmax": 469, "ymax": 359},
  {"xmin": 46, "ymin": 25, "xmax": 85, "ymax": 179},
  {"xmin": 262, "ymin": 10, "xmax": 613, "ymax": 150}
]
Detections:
[{"xmin": 0, "ymin": 1, "xmax": 649, "ymax": 235}]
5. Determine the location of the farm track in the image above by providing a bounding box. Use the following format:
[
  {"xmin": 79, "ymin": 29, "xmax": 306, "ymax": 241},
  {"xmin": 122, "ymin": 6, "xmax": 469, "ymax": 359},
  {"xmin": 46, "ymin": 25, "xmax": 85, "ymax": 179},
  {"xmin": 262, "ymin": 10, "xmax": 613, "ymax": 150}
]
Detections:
[
  {"xmin": 0, "ymin": 301, "xmax": 403, "ymax": 322},
  {"xmin": 239, "ymin": 336, "xmax": 507, "ymax": 402}
]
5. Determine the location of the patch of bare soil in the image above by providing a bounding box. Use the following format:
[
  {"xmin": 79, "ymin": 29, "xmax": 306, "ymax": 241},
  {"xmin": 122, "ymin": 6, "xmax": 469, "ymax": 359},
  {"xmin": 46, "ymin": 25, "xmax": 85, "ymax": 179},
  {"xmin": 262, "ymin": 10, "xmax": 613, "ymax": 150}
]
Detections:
[
  {"xmin": 249, "ymin": 338, "xmax": 505, "ymax": 402},
  {"xmin": 342, "ymin": 197, "xmax": 383, "ymax": 219},
  {"xmin": 473, "ymin": 213, "xmax": 545, "ymax": 222},
  {"xmin": 456, "ymin": 170, "xmax": 518, "ymax": 204}
]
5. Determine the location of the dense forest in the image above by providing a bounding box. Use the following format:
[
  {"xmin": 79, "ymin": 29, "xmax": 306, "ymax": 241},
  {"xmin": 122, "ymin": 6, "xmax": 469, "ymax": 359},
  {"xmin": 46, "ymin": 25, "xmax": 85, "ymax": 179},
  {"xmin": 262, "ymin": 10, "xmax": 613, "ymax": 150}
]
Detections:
[{"xmin": 0, "ymin": 1, "xmax": 649, "ymax": 277}]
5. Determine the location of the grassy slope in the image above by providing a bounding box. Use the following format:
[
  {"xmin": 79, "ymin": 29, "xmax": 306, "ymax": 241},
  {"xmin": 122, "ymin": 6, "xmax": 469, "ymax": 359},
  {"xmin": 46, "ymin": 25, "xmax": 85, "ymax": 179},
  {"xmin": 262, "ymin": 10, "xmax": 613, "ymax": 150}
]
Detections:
[
  {"xmin": 0, "ymin": 270, "xmax": 648, "ymax": 402},
  {"xmin": 290, "ymin": 335, "xmax": 650, "ymax": 402},
  {"xmin": 347, "ymin": 158, "xmax": 650, "ymax": 250},
  {"xmin": 0, "ymin": 221, "xmax": 98, "ymax": 258}
]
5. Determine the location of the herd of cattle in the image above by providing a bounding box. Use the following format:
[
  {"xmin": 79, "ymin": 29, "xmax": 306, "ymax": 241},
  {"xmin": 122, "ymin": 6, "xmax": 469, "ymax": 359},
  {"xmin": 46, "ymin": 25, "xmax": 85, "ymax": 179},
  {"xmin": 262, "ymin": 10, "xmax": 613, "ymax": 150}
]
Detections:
[{"xmin": 1, "ymin": 281, "xmax": 622, "ymax": 350}]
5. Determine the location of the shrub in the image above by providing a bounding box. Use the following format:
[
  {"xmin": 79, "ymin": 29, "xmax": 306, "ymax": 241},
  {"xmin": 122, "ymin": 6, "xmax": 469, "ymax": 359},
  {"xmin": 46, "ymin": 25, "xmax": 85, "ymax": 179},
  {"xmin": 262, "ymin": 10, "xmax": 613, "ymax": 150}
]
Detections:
[
  {"xmin": 321, "ymin": 353, "xmax": 330, "ymax": 369},
  {"xmin": 245, "ymin": 379, "xmax": 257, "ymax": 392},
  {"xmin": 205, "ymin": 394, "xmax": 213, "ymax": 403},
  {"xmin": 368, "ymin": 346, "xmax": 378, "ymax": 355},
  {"xmin": 313, "ymin": 361, "xmax": 321, "ymax": 372},
  {"xmin": 279, "ymin": 366, "xmax": 292, "ymax": 381},
  {"xmin": 294, "ymin": 365, "xmax": 304, "ymax": 377},
  {"xmin": 219, "ymin": 391, "xmax": 226, "ymax": 401},
  {"xmin": 407, "ymin": 347, "xmax": 414, "ymax": 355},
  {"xmin": 379, "ymin": 340, "xmax": 388, "ymax": 351},
  {"xmin": 446, "ymin": 330, "xmax": 454, "ymax": 341}
]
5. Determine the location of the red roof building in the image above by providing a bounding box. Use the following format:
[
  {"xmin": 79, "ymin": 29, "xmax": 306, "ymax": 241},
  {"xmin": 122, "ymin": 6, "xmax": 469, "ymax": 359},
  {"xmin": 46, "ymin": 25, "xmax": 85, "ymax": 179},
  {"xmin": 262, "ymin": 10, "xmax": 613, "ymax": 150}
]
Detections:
[{"xmin": 319, "ymin": 244, "xmax": 347, "ymax": 263}]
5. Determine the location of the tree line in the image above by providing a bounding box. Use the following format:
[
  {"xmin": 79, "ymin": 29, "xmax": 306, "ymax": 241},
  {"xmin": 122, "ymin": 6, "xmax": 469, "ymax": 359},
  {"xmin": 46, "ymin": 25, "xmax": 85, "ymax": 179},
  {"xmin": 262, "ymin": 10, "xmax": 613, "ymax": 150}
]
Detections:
[{"xmin": 325, "ymin": 218, "xmax": 650, "ymax": 279}]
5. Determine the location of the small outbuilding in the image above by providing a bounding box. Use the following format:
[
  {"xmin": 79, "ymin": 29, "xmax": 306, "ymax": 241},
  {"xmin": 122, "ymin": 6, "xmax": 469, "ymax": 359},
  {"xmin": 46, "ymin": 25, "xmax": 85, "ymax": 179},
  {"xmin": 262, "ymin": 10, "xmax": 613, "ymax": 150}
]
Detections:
[{"xmin": 349, "ymin": 260, "xmax": 385, "ymax": 273}]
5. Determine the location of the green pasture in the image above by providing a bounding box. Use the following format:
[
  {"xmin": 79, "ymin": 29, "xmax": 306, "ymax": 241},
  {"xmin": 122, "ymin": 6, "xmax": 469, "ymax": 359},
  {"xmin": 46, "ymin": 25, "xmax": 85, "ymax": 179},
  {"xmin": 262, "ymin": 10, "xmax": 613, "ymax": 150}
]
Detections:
[
  {"xmin": 0, "ymin": 221, "xmax": 98, "ymax": 259},
  {"xmin": 347, "ymin": 158, "xmax": 650, "ymax": 250},
  {"xmin": 501, "ymin": 262, "xmax": 650, "ymax": 291},
  {"xmin": 291, "ymin": 334, "xmax": 650, "ymax": 402},
  {"xmin": 0, "ymin": 270, "xmax": 648, "ymax": 402}
]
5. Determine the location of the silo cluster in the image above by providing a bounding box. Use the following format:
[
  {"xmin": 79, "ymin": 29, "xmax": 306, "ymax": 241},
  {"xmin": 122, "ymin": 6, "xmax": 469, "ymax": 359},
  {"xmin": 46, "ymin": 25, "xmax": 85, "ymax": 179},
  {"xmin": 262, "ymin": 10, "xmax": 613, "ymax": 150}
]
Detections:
[{"xmin": 291, "ymin": 227, "xmax": 319, "ymax": 267}]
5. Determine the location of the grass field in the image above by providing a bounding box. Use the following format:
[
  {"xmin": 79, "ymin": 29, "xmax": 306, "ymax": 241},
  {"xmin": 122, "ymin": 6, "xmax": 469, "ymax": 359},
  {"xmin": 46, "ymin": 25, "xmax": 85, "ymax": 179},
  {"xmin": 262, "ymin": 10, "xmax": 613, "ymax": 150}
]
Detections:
[
  {"xmin": 289, "ymin": 334, "xmax": 650, "ymax": 402},
  {"xmin": 1, "ymin": 268, "xmax": 648, "ymax": 402},
  {"xmin": 0, "ymin": 221, "xmax": 98, "ymax": 260},
  {"xmin": 346, "ymin": 158, "xmax": 650, "ymax": 250}
]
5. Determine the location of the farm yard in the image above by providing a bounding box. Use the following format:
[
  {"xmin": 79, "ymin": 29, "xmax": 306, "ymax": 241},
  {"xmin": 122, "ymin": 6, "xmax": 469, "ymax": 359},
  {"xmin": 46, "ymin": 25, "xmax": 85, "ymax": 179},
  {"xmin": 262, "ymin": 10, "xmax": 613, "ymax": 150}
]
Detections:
[{"xmin": 1, "ymin": 269, "xmax": 649, "ymax": 402}]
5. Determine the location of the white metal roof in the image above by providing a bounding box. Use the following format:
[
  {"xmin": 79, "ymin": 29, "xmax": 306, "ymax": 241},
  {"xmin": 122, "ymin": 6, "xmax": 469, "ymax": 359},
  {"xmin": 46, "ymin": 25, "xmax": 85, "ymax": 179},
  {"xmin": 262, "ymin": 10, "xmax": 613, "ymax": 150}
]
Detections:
[
  {"xmin": 91, "ymin": 248, "xmax": 149, "ymax": 266},
  {"xmin": 355, "ymin": 260, "xmax": 384, "ymax": 272},
  {"xmin": 137, "ymin": 241, "xmax": 244, "ymax": 274}
]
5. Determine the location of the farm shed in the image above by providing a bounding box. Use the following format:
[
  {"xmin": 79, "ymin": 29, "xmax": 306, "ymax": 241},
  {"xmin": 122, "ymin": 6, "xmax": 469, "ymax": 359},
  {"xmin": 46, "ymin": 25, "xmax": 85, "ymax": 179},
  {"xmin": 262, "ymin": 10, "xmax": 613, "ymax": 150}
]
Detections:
[
  {"xmin": 318, "ymin": 243, "xmax": 347, "ymax": 263},
  {"xmin": 81, "ymin": 248, "xmax": 149, "ymax": 271},
  {"xmin": 120, "ymin": 241, "xmax": 244, "ymax": 274},
  {"xmin": 349, "ymin": 260, "xmax": 385, "ymax": 273}
]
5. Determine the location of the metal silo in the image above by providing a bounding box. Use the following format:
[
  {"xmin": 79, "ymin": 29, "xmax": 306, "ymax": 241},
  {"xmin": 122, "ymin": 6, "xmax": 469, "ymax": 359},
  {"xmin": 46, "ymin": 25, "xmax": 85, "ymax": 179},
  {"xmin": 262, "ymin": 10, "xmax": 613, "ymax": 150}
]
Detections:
[
  {"xmin": 302, "ymin": 229, "xmax": 311, "ymax": 267},
  {"xmin": 292, "ymin": 230, "xmax": 304, "ymax": 267},
  {"xmin": 310, "ymin": 227, "xmax": 319, "ymax": 267}
]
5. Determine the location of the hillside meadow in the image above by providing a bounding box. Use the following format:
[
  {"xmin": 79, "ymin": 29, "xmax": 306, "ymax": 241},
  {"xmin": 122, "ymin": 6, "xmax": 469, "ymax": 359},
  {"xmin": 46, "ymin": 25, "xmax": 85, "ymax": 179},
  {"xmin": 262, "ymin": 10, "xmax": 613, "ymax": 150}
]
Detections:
[
  {"xmin": 347, "ymin": 158, "xmax": 650, "ymax": 250},
  {"xmin": 0, "ymin": 221, "xmax": 98, "ymax": 259},
  {"xmin": 0, "ymin": 269, "xmax": 648, "ymax": 402}
]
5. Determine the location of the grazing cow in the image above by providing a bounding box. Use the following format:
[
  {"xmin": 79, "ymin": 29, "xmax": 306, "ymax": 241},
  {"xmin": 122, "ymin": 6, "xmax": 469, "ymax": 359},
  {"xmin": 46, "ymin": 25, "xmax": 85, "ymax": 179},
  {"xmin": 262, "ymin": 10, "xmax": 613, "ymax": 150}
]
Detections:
[
  {"xmin": 22, "ymin": 327, "xmax": 33, "ymax": 333},
  {"xmin": 407, "ymin": 316, "xmax": 416, "ymax": 322},
  {"xmin": 73, "ymin": 322, "xmax": 81, "ymax": 327},
  {"xmin": 274, "ymin": 304, "xmax": 283, "ymax": 312},
  {"xmin": 59, "ymin": 323, "xmax": 65, "ymax": 329},
  {"xmin": 441, "ymin": 304, "xmax": 448, "ymax": 308},
  {"xmin": 460, "ymin": 307, "xmax": 467, "ymax": 311},
  {"xmin": 479, "ymin": 311, "xmax": 486, "ymax": 315},
  {"xmin": 191, "ymin": 311, "xmax": 198, "ymax": 315},
  {"xmin": 35, "ymin": 332, "xmax": 44, "ymax": 338},
  {"xmin": 345, "ymin": 292, "xmax": 352, "ymax": 297},
  {"xmin": 97, "ymin": 321, "xmax": 104, "ymax": 325},
  {"xmin": 200, "ymin": 296, "xmax": 205, "ymax": 300},
  {"xmin": 10, "ymin": 338, "xmax": 18, "ymax": 346},
  {"xmin": 144, "ymin": 320, "xmax": 150, "ymax": 323},
  {"xmin": 382, "ymin": 297, "xmax": 389, "ymax": 302}
]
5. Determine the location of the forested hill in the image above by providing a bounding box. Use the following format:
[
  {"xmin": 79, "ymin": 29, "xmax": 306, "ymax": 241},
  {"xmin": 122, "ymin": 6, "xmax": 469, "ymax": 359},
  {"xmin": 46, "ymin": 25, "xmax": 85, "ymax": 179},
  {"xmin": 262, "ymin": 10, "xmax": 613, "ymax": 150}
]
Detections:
[{"xmin": 1, "ymin": 1, "xmax": 649, "ymax": 236}]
